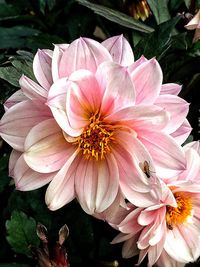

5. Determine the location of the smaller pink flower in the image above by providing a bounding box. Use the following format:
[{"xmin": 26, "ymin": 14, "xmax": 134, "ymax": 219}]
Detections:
[
  {"xmin": 185, "ymin": 9, "xmax": 200, "ymax": 42},
  {"xmin": 111, "ymin": 141, "xmax": 200, "ymax": 267}
]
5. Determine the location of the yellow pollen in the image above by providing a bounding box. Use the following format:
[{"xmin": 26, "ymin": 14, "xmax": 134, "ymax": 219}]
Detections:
[
  {"xmin": 77, "ymin": 113, "xmax": 114, "ymax": 160},
  {"xmin": 166, "ymin": 192, "xmax": 193, "ymax": 229}
]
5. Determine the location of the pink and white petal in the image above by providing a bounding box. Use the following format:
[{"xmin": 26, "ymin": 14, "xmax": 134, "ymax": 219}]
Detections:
[
  {"xmin": 111, "ymin": 232, "xmax": 135, "ymax": 244},
  {"xmin": 106, "ymin": 105, "xmax": 169, "ymax": 131},
  {"xmin": 122, "ymin": 234, "xmax": 139, "ymax": 258},
  {"xmin": 4, "ymin": 90, "xmax": 28, "ymax": 111},
  {"xmin": 96, "ymin": 61, "xmax": 135, "ymax": 114},
  {"xmin": 102, "ymin": 35, "xmax": 134, "ymax": 66},
  {"xmin": 66, "ymin": 70, "xmax": 103, "ymax": 129},
  {"xmin": 160, "ymin": 83, "xmax": 182, "ymax": 96},
  {"xmin": 43, "ymin": 49, "xmax": 53, "ymax": 58},
  {"xmin": 59, "ymin": 37, "xmax": 112, "ymax": 78},
  {"xmin": 138, "ymin": 131, "xmax": 186, "ymax": 178},
  {"xmin": 130, "ymin": 58, "xmax": 162, "ymax": 105},
  {"xmin": 164, "ymin": 225, "xmax": 200, "ymax": 262},
  {"xmin": 74, "ymin": 155, "xmax": 97, "ymax": 214},
  {"xmin": 170, "ymin": 119, "xmax": 192, "ymax": 145},
  {"xmin": 24, "ymin": 118, "xmax": 76, "ymax": 173},
  {"xmin": 52, "ymin": 44, "xmax": 69, "ymax": 82},
  {"xmin": 95, "ymin": 154, "xmax": 119, "ymax": 213},
  {"xmin": 185, "ymin": 10, "xmax": 200, "ymax": 30},
  {"xmin": 171, "ymin": 181, "xmax": 200, "ymax": 194},
  {"xmin": 184, "ymin": 140, "xmax": 200, "ymax": 155},
  {"xmin": 47, "ymin": 78, "xmax": 82, "ymax": 136},
  {"xmin": 45, "ymin": 150, "xmax": 78, "ymax": 210},
  {"xmin": 148, "ymin": 240, "xmax": 166, "ymax": 267},
  {"xmin": 9, "ymin": 149, "xmax": 22, "ymax": 177},
  {"xmin": 33, "ymin": 49, "xmax": 53, "ymax": 89},
  {"xmin": 19, "ymin": 75, "xmax": 48, "ymax": 100},
  {"xmin": 137, "ymin": 248, "xmax": 149, "ymax": 265},
  {"xmin": 178, "ymin": 148, "xmax": 200, "ymax": 182},
  {"xmin": 113, "ymin": 130, "xmax": 156, "ymax": 193},
  {"xmin": 155, "ymin": 94, "xmax": 189, "ymax": 133},
  {"xmin": 75, "ymin": 154, "xmax": 119, "ymax": 214},
  {"xmin": 0, "ymin": 100, "xmax": 52, "ymax": 152},
  {"xmin": 93, "ymin": 190, "xmax": 128, "ymax": 225},
  {"xmin": 128, "ymin": 55, "xmax": 148, "ymax": 73},
  {"xmin": 13, "ymin": 154, "xmax": 54, "ymax": 190},
  {"xmin": 138, "ymin": 209, "xmax": 158, "ymax": 226},
  {"xmin": 156, "ymin": 250, "xmax": 185, "ymax": 267},
  {"xmin": 119, "ymin": 208, "xmax": 143, "ymax": 234}
]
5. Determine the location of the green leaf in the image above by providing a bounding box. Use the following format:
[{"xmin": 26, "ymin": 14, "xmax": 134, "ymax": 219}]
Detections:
[
  {"xmin": 0, "ymin": 26, "xmax": 40, "ymax": 49},
  {"xmin": 0, "ymin": 51, "xmax": 35, "ymax": 87},
  {"xmin": 0, "ymin": 66, "xmax": 21, "ymax": 87},
  {"xmin": 169, "ymin": 0, "xmax": 184, "ymax": 11},
  {"xmin": 47, "ymin": 0, "xmax": 56, "ymax": 10},
  {"xmin": 76, "ymin": 0, "xmax": 154, "ymax": 33},
  {"xmin": 6, "ymin": 210, "xmax": 39, "ymax": 255},
  {"xmin": 147, "ymin": 0, "xmax": 171, "ymax": 24},
  {"xmin": 134, "ymin": 16, "xmax": 181, "ymax": 60},
  {"xmin": 0, "ymin": 3, "xmax": 19, "ymax": 20}
]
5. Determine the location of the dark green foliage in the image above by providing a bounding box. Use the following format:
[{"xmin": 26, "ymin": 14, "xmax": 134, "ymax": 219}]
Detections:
[{"xmin": 6, "ymin": 211, "xmax": 40, "ymax": 255}]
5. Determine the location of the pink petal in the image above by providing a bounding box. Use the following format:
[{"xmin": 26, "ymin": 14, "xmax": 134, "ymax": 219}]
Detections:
[
  {"xmin": 178, "ymin": 147, "xmax": 200, "ymax": 182},
  {"xmin": 106, "ymin": 105, "xmax": 169, "ymax": 131},
  {"xmin": 59, "ymin": 37, "xmax": 112, "ymax": 78},
  {"xmin": 170, "ymin": 119, "xmax": 192, "ymax": 145},
  {"xmin": 52, "ymin": 44, "xmax": 69, "ymax": 82},
  {"xmin": 75, "ymin": 153, "xmax": 119, "ymax": 214},
  {"xmin": 47, "ymin": 78, "xmax": 82, "ymax": 137},
  {"xmin": 122, "ymin": 234, "xmax": 139, "ymax": 258},
  {"xmin": 102, "ymin": 35, "xmax": 134, "ymax": 66},
  {"xmin": 24, "ymin": 118, "xmax": 76, "ymax": 173},
  {"xmin": 33, "ymin": 49, "xmax": 53, "ymax": 89},
  {"xmin": 94, "ymin": 190, "xmax": 128, "ymax": 225},
  {"xmin": 96, "ymin": 61, "xmax": 135, "ymax": 114},
  {"xmin": 111, "ymin": 232, "xmax": 135, "ymax": 244},
  {"xmin": 45, "ymin": 150, "xmax": 78, "ymax": 210},
  {"xmin": 138, "ymin": 209, "xmax": 158, "ymax": 226},
  {"xmin": 128, "ymin": 55, "xmax": 148, "ymax": 73},
  {"xmin": 164, "ymin": 225, "xmax": 199, "ymax": 262},
  {"xmin": 9, "ymin": 149, "xmax": 22, "ymax": 177},
  {"xmin": 66, "ymin": 70, "xmax": 103, "ymax": 130},
  {"xmin": 113, "ymin": 130, "xmax": 155, "ymax": 194},
  {"xmin": 185, "ymin": 10, "xmax": 200, "ymax": 30},
  {"xmin": 4, "ymin": 90, "xmax": 27, "ymax": 110},
  {"xmin": 184, "ymin": 140, "xmax": 200, "ymax": 155},
  {"xmin": 119, "ymin": 208, "xmax": 143, "ymax": 234},
  {"xmin": 0, "ymin": 100, "xmax": 52, "ymax": 151},
  {"xmin": 160, "ymin": 83, "xmax": 182, "ymax": 95},
  {"xmin": 155, "ymin": 94, "xmax": 189, "ymax": 133},
  {"xmin": 156, "ymin": 250, "xmax": 185, "ymax": 267},
  {"xmin": 13, "ymin": 154, "xmax": 54, "ymax": 190},
  {"xmin": 130, "ymin": 58, "xmax": 162, "ymax": 105},
  {"xmin": 19, "ymin": 75, "xmax": 48, "ymax": 100},
  {"xmin": 148, "ymin": 235, "xmax": 166, "ymax": 266},
  {"xmin": 138, "ymin": 131, "xmax": 186, "ymax": 178}
]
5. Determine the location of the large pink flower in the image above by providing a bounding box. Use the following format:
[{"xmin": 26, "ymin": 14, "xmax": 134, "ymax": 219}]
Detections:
[
  {"xmin": 0, "ymin": 35, "xmax": 188, "ymax": 214},
  {"xmin": 111, "ymin": 141, "xmax": 200, "ymax": 267}
]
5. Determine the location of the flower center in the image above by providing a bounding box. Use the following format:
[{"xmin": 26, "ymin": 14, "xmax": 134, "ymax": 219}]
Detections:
[
  {"xmin": 77, "ymin": 113, "xmax": 114, "ymax": 160},
  {"xmin": 166, "ymin": 192, "xmax": 193, "ymax": 230}
]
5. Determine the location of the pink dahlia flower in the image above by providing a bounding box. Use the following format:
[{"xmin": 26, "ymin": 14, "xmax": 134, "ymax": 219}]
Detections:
[
  {"xmin": 111, "ymin": 141, "xmax": 200, "ymax": 267},
  {"xmin": 0, "ymin": 35, "xmax": 188, "ymax": 214}
]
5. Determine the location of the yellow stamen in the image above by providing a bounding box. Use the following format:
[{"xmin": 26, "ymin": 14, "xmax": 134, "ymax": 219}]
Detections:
[
  {"xmin": 76, "ymin": 113, "xmax": 114, "ymax": 160},
  {"xmin": 166, "ymin": 192, "xmax": 193, "ymax": 229}
]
